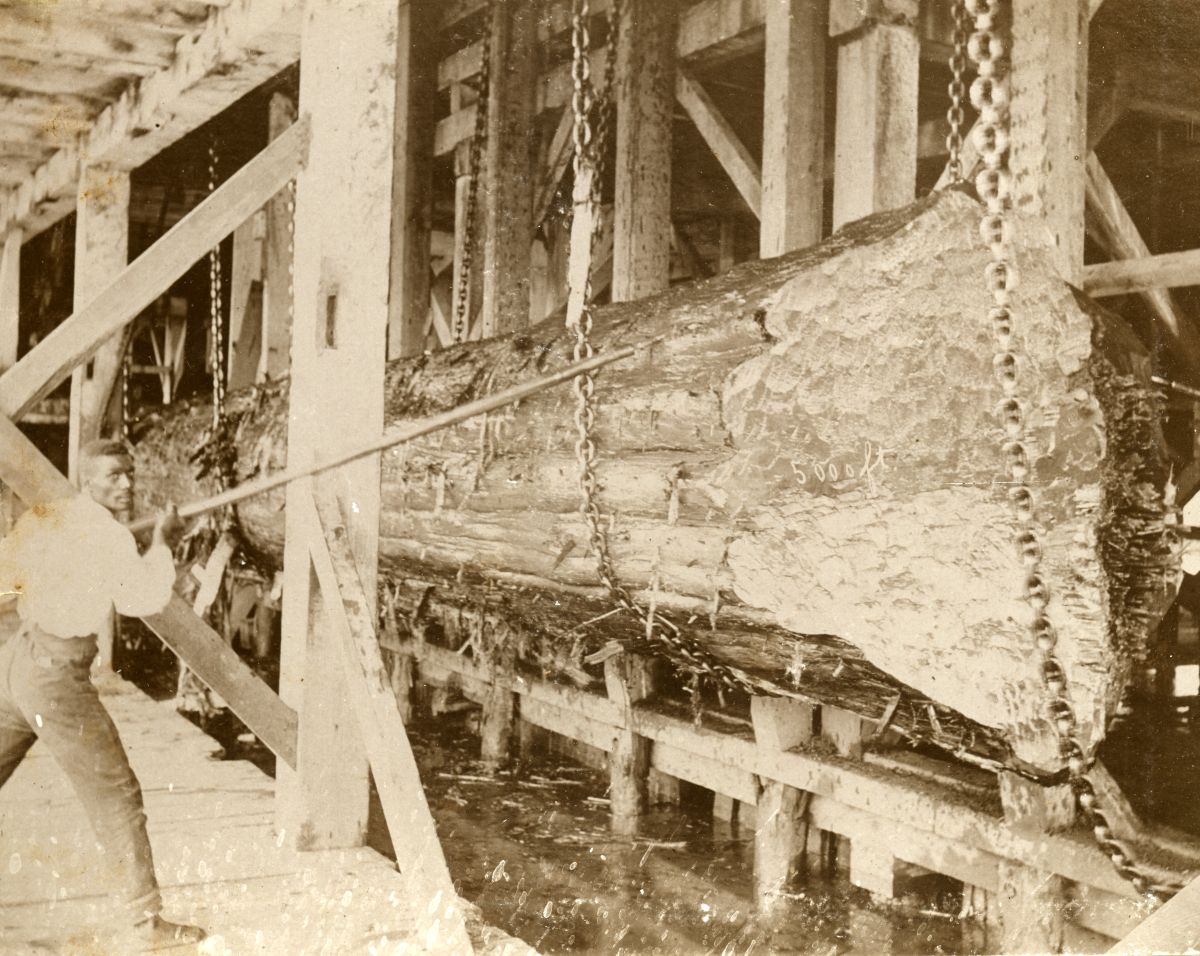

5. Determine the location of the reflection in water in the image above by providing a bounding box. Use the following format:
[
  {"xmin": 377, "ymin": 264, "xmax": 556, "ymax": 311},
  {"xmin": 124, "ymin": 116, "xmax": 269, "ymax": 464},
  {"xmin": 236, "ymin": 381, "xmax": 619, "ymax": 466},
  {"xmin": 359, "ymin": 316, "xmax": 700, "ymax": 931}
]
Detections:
[{"xmin": 369, "ymin": 712, "xmax": 988, "ymax": 955}]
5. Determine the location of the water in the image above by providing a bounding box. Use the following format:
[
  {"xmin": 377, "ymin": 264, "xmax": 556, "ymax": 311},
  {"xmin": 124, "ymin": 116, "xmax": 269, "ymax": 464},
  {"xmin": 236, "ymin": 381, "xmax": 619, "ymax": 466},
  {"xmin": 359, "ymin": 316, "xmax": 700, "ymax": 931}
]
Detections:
[{"xmin": 373, "ymin": 712, "xmax": 988, "ymax": 956}]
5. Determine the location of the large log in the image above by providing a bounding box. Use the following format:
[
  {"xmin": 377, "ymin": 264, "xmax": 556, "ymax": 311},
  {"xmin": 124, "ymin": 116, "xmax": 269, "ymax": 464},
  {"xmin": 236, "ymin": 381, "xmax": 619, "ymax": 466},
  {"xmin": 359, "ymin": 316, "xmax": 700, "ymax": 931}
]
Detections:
[{"xmin": 133, "ymin": 188, "xmax": 1176, "ymax": 769}]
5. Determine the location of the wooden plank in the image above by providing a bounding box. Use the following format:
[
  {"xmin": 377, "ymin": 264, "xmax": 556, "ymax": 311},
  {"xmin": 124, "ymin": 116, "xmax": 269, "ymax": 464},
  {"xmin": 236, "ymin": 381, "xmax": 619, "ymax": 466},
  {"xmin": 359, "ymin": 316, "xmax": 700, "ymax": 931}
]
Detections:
[
  {"xmin": 533, "ymin": 107, "xmax": 573, "ymax": 229},
  {"xmin": 480, "ymin": 0, "xmax": 536, "ymax": 339},
  {"xmin": 227, "ymin": 212, "xmax": 264, "ymax": 391},
  {"xmin": 612, "ymin": 0, "xmax": 677, "ymax": 302},
  {"xmin": 0, "ymin": 0, "xmax": 302, "ymax": 237},
  {"xmin": 0, "ymin": 411, "xmax": 299, "ymax": 768},
  {"xmin": 68, "ymin": 165, "xmax": 130, "ymax": 486},
  {"xmin": 1083, "ymin": 247, "xmax": 1200, "ymax": 298},
  {"xmin": 309, "ymin": 490, "xmax": 471, "ymax": 951},
  {"xmin": 831, "ymin": 21, "xmax": 919, "ymax": 229},
  {"xmin": 0, "ymin": 11, "xmax": 178, "ymax": 70},
  {"xmin": 1009, "ymin": 0, "xmax": 1089, "ymax": 281},
  {"xmin": 1108, "ymin": 874, "xmax": 1200, "ymax": 954},
  {"xmin": 605, "ymin": 655, "xmax": 653, "ymax": 834},
  {"xmin": 1084, "ymin": 154, "xmax": 1200, "ymax": 377},
  {"xmin": 0, "ymin": 119, "xmax": 308, "ymax": 421},
  {"xmin": 0, "ymin": 227, "xmax": 18, "ymax": 371},
  {"xmin": 260, "ymin": 93, "xmax": 296, "ymax": 383},
  {"xmin": 388, "ymin": 0, "xmax": 436, "ymax": 359},
  {"xmin": 760, "ymin": 0, "xmax": 825, "ymax": 256},
  {"xmin": 675, "ymin": 66, "xmax": 762, "ymax": 218}
]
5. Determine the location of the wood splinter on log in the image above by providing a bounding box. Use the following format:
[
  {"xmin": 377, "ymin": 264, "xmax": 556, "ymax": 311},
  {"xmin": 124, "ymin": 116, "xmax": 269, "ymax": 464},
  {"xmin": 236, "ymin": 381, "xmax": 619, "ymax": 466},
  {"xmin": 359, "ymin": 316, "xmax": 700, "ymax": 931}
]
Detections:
[{"xmin": 134, "ymin": 187, "xmax": 1177, "ymax": 770}]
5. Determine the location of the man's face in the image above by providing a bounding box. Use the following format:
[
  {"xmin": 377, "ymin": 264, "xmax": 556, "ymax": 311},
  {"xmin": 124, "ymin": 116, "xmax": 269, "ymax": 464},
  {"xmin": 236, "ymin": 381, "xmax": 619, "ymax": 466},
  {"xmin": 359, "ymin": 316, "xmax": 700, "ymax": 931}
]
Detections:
[{"xmin": 83, "ymin": 455, "xmax": 135, "ymax": 519}]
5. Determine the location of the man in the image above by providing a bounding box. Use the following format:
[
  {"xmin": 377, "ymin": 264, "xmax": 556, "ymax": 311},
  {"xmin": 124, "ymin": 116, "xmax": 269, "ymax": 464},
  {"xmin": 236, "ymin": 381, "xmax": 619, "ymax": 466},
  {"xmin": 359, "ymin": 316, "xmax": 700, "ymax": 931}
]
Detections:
[{"xmin": 0, "ymin": 439, "xmax": 206, "ymax": 950}]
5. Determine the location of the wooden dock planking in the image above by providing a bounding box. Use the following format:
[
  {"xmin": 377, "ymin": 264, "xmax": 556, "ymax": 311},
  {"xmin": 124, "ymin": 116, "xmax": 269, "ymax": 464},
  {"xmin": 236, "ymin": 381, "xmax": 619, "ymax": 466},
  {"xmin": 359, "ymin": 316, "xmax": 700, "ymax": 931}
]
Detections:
[{"xmin": 0, "ymin": 678, "xmax": 534, "ymax": 955}]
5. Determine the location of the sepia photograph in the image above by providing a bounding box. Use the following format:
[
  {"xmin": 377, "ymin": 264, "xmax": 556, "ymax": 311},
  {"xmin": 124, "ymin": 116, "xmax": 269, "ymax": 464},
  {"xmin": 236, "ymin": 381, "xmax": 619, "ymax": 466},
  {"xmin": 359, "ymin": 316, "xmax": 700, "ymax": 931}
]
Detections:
[{"xmin": 0, "ymin": 0, "xmax": 1197, "ymax": 952}]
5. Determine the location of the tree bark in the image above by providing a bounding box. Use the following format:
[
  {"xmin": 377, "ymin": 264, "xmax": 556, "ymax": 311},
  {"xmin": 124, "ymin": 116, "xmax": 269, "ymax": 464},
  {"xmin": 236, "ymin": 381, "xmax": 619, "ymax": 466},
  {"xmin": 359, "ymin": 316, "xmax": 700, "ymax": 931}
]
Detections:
[{"xmin": 133, "ymin": 188, "xmax": 1175, "ymax": 769}]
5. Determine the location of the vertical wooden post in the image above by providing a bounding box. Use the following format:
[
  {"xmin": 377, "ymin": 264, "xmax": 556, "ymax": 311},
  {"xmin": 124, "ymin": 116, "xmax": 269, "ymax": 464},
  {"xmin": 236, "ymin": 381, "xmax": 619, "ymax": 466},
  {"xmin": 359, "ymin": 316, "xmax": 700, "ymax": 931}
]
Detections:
[
  {"xmin": 750, "ymin": 696, "xmax": 815, "ymax": 914},
  {"xmin": 1009, "ymin": 0, "xmax": 1089, "ymax": 282},
  {"xmin": 612, "ymin": 0, "xmax": 676, "ymax": 302},
  {"xmin": 996, "ymin": 772, "xmax": 1072, "ymax": 952},
  {"xmin": 0, "ymin": 228, "xmax": 20, "ymax": 373},
  {"xmin": 760, "ymin": 0, "xmax": 827, "ymax": 256},
  {"xmin": 829, "ymin": 0, "xmax": 919, "ymax": 230},
  {"xmin": 605, "ymin": 654, "xmax": 653, "ymax": 834},
  {"xmin": 388, "ymin": 0, "xmax": 436, "ymax": 359},
  {"xmin": 68, "ymin": 164, "xmax": 130, "ymax": 485},
  {"xmin": 995, "ymin": 861, "xmax": 1066, "ymax": 953},
  {"xmin": 277, "ymin": 0, "xmax": 403, "ymax": 849},
  {"xmin": 480, "ymin": 0, "xmax": 536, "ymax": 339},
  {"xmin": 260, "ymin": 92, "xmax": 297, "ymax": 382}
]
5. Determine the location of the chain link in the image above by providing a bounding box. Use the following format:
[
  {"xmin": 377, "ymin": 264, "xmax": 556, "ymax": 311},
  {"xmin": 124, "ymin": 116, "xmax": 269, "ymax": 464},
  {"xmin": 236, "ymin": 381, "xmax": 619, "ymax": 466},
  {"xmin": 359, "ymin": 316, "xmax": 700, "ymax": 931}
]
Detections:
[
  {"xmin": 453, "ymin": 1, "xmax": 494, "ymax": 344},
  {"xmin": 946, "ymin": 0, "xmax": 968, "ymax": 182},
  {"xmin": 565, "ymin": 0, "xmax": 769, "ymax": 698},
  {"xmin": 964, "ymin": 0, "xmax": 1178, "ymax": 901}
]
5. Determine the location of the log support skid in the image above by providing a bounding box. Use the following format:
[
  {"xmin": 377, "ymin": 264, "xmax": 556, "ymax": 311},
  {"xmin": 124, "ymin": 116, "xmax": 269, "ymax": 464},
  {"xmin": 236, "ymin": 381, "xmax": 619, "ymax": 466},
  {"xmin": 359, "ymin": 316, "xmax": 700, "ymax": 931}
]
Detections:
[{"xmin": 10, "ymin": 0, "xmax": 1200, "ymax": 951}]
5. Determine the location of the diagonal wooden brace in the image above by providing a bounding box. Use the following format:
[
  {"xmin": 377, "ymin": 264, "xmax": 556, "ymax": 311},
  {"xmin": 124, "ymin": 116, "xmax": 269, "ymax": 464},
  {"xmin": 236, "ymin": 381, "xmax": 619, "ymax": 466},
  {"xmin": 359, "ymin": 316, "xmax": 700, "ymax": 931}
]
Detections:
[
  {"xmin": 0, "ymin": 118, "xmax": 309, "ymax": 421},
  {"xmin": 308, "ymin": 485, "xmax": 472, "ymax": 952},
  {"xmin": 0, "ymin": 412, "xmax": 298, "ymax": 768}
]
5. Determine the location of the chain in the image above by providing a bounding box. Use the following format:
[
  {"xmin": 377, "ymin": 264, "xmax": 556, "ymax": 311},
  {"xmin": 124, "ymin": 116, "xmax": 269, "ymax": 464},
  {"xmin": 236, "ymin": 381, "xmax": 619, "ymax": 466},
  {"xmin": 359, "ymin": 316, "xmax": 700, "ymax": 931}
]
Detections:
[
  {"xmin": 120, "ymin": 335, "xmax": 132, "ymax": 443},
  {"xmin": 286, "ymin": 178, "xmax": 296, "ymax": 360},
  {"xmin": 565, "ymin": 0, "xmax": 766, "ymax": 698},
  {"xmin": 207, "ymin": 138, "xmax": 225, "ymax": 436},
  {"xmin": 946, "ymin": 0, "xmax": 968, "ymax": 182},
  {"xmin": 964, "ymin": 0, "xmax": 1177, "ymax": 901},
  {"xmin": 453, "ymin": 1, "xmax": 494, "ymax": 344}
]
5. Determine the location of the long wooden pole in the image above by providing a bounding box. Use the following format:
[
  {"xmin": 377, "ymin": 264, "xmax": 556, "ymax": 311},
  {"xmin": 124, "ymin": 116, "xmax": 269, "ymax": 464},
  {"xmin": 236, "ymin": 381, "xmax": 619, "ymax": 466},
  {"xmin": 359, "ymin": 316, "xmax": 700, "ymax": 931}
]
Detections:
[{"xmin": 131, "ymin": 343, "xmax": 637, "ymax": 535}]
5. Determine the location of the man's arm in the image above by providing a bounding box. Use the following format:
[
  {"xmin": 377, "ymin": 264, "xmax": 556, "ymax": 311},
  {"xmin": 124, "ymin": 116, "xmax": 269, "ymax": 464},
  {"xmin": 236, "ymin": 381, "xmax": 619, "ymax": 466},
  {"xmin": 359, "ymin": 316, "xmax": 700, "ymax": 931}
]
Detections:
[{"xmin": 108, "ymin": 509, "xmax": 180, "ymax": 618}]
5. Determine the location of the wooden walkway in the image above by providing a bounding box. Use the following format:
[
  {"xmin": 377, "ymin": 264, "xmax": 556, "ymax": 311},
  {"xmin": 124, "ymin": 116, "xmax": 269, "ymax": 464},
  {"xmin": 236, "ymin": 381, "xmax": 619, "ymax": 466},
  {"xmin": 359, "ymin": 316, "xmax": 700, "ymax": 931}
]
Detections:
[{"xmin": 0, "ymin": 677, "xmax": 533, "ymax": 956}]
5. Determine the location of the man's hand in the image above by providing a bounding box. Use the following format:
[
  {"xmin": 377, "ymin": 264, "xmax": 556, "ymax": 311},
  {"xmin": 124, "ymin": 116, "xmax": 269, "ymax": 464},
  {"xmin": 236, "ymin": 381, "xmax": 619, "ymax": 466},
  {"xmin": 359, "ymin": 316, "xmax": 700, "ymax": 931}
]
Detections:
[{"xmin": 151, "ymin": 504, "xmax": 185, "ymax": 550}]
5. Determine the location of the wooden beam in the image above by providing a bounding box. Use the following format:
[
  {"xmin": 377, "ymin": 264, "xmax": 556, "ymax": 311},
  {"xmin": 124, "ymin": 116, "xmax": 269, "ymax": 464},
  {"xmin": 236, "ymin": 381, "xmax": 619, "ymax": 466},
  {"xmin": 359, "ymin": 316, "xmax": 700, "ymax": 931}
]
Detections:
[
  {"xmin": 309, "ymin": 488, "xmax": 471, "ymax": 951},
  {"xmin": 68, "ymin": 165, "xmax": 130, "ymax": 489},
  {"xmin": 227, "ymin": 212, "xmax": 265, "ymax": 391},
  {"xmin": 1083, "ymin": 248, "xmax": 1200, "ymax": 298},
  {"xmin": 831, "ymin": 15, "xmax": 919, "ymax": 229},
  {"xmin": 0, "ymin": 119, "xmax": 309, "ymax": 421},
  {"xmin": 0, "ymin": 411, "xmax": 298, "ymax": 768},
  {"xmin": 1009, "ymin": 0, "xmax": 1089, "ymax": 282},
  {"xmin": 612, "ymin": 0, "xmax": 677, "ymax": 302},
  {"xmin": 388, "ymin": 0, "xmax": 436, "ymax": 359},
  {"xmin": 277, "ymin": 0, "xmax": 399, "ymax": 852},
  {"xmin": 675, "ymin": 66, "xmax": 762, "ymax": 218},
  {"xmin": 0, "ymin": 228, "xmax": 18, "ymax": 372},
  {"xmin": 533, "ymin": 106, "xmax": 573, "ymax": 229},
  {"xmin": 1084, "ymin": 155, "xmax": 1200, "ymax": 377},
  {"xmin": 0, "ymin": 12, "xmax": 178, "ymax": 70},
  {"xmin": 260, "ymin": 93, "xmax": 296, "ymax": 383},
  {"xmin": 0, "ymin": 0, "xmax": 302, "ymax": 237},
  {"xmin": 760, "ymin": 0, "xmax": 826, "ymax": 256},
  {"xmin": 480, "ymin": 0, "xmax": 537, "ymax": 339},
  {"xmin": 605, "ymin": 654, "xmax": 653, "ymax": 834},
  {"xmin": 1108, "ymin": 873, "xmax": 1200, "ymax": 954}
]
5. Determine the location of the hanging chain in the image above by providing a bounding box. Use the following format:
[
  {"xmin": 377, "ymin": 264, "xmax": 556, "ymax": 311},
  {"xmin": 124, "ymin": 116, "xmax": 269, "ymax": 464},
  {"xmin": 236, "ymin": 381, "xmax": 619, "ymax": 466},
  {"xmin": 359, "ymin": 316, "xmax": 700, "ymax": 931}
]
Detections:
[
  {"xmin": 964, "ymin": 0, "xmax": 1177, "ymax": 901},
  {"xmin": 453, "ymin": 1, "xmax": 494, "ymax": 344},
  {"xmin": 946, "ymin": 0, "xmax": 969, "ymax": 182},
  {"xmin": 286, "ymin": 178, "xmax": 296, "ymax": 362},
  {"xmin": 207, "ymin": 138, "xmax": 225, "ymax": 436},
  {"xmin": 565, "ymin": 0, "xmax": 766, "ymax": 698},
  {"xmin": 120, "ymin": 336, "xmax": 132, "ymax": 443}
]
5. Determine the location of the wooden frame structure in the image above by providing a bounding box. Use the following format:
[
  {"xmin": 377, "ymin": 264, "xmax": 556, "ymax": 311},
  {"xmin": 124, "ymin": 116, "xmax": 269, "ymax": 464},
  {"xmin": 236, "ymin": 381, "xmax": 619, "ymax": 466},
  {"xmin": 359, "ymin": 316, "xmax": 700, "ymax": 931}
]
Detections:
[{"xmin": 2, "ymin": 0, "xmax": 1200, "ymax": 952}]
